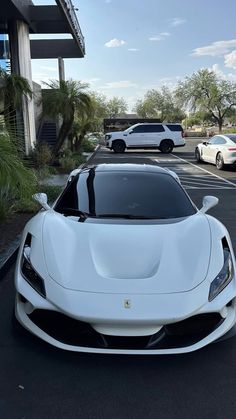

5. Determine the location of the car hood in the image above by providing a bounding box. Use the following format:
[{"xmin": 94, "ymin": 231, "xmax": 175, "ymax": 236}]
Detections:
[
  {"xmin": 106, "ymin": 131, "xmax": 124, "ymax": 136},
  {"xmin": 42, "ymin": 211, "xmax": 211, "ymax": 294}
]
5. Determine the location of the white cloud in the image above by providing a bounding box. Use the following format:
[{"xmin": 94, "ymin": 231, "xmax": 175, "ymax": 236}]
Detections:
[
  {"xmin": 128, "ymin": 48, "xmax": 140, "ymax": 52},
  {"xmin": 160, "ymin": 32, "xmax": 171, "ymax": 37},
  {"xmin": 192, "ymin": 39, "xmax": 236, "ymax": 56},
  {"xmin": 104, "ymin": 38, "xmax": 126, "ymax": 48},
  {"xmin": 149, "ymin": 32, "xmax": 170, "ymax": 42},
  {"xmin": 208, "ymin": 63, "xmax": 236, "ymax": 82},
  {"xmin": 140, "ymin": 76, "xmax": 181, "ymax": 91},
  {"xmin": 149, "ymin": 36, "xmax": 163, "ymax": 41},
  {"xmin": 225, "ymin": 50, "xmax": 236, "ymax": 69},
  {"xmin": 101, "ymin": 80, "xmax": 137, "ymax": 89},
  {"xmin": 40, "ymin": 65, "xmax": 57, "ymax": 72},
  {"xmin": 32, "ymin": 73, "xmax": 53, "ymax": 85},
  {"xmin": 168, "ymin": 17, "xmax": 186, "ymax": 27},
  {"xmin": 81, "ymin": 77, "xmax": 101, "ymax": 85}
]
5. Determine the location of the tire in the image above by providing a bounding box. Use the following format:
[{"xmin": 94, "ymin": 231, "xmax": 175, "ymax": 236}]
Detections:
[
  {"xmin": 216, "ymin": 152, "xmax": 224, "ymax": 170},
  {"xmin": 112, "ymin": 140, "xmax": 126, "ymax": 153},
  {"xmin": 159, "ymin": 139, "xmax": 174, "ymax": 154},
  {"xmin": 195, "ymin": 147, "xmax": 201, "ymax": 162}
]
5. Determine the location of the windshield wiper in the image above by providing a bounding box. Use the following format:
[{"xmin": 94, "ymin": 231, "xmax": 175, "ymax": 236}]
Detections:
[
  {"xmin": 60, "ymin": 208, "xmax": 92, "ymax": 222},
  {"xmin": 96, "ymin": 213, "xmax": 161, "ymax": 220}
]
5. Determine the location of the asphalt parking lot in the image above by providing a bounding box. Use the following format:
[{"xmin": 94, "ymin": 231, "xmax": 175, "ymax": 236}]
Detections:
[{"xmin": 1, "ymin": 138, "xmax": 236, "ymax": 419}]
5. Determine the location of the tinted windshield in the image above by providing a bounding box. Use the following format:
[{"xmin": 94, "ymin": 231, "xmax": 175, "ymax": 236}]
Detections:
[{"xmin": 55, "ymin": 169, "xmax": 196, "ymax": 220}]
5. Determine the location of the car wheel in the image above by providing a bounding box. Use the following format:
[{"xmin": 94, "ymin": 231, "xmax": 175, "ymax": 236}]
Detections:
[
  {"xmin": 159, "ymin": 139, "xmax": 174, "ymax": 154},
  {"xmin": 195, "ymin": 147, "xmax": 201, "ymax": 162},
  {"xmin": 112, "ymin": 140, "xmax": 126, "ymax": 153},
  {"xmin": 216, "ymin": 152, "xmax": 224, "ymax": 170}
]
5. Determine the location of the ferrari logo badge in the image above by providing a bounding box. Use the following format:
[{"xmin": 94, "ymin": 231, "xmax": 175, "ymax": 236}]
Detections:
[{"xmin": 124, "ymin": 299, "xmax": 131, "ymax": 309}]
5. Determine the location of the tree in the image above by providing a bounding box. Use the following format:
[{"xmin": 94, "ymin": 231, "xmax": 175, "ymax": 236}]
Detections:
[
  {"xmin": 71, "ymin": 110, "xmax": 95, "ymax": 152},
  {"xmin": 175, "ymin": 69, "xmax": 236, "ymax": 132},
  {"xmin": 106, "ymin": 97, "xmax": 128, "ymax": 118},
  {"xmin": 134, "ymin": 87, "xmax": 185, "ymax": 122},
  {"xmin": 183, "ymin": 111, "xmax": 214, "ymax": 129},
  {"xmin": 0, "ymin": 67, "xmax": 32, "ymax": 143},
  {"xmin": 42, "ymin": 79, "xmax": 92, "ymax": 157}
]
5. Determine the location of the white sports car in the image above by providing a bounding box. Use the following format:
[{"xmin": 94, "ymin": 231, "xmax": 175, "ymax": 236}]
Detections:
[
  {"xmin": 195, "ymin": 134, "xmax": 236, "ymax": 170},
  {"xmin": 15, "ymin": 164, "xmax": 236, "ymax": 354}
]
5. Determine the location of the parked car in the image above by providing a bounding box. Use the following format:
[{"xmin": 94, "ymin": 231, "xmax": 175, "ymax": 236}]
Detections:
[
  {"xmin": 105, "ymin": 123, "xmax": 185, "ymax": 153},
  {"xmin": 15, "ymin": 163, "xmax": 236, "ymax": 354},
  {"xmin": 195, "ymin": 134, "xmax": 236, "ymax": 170}
]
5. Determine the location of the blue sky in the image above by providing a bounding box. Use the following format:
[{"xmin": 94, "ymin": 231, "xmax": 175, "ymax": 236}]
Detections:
[{"xmin": 32, "ymin": 0, "xmax": 236, "ymax": 110}]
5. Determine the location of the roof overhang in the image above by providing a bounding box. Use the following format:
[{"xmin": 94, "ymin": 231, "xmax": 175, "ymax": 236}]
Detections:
[
  {"xmin": 0, "ymin": 0, "xmax": 85, "ymax": 57},
  {"xmin": 30, "ymin": 38, "xmax": 84, "ymax": 59}
]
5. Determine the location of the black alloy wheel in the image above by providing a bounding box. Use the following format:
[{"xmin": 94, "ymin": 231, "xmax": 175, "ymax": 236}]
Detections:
[
  {"xmin": 159, "ymin": 139, "xmax": 174, "ymax": 154},
  {"xmin": 112, "ymin": 140, "xmax": 126, "ymax": 153}
]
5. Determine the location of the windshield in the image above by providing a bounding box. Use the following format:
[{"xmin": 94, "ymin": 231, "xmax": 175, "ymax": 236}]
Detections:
[{"xmin": 55, "ymin": 169, "xmax": 196, "ymax": 220}]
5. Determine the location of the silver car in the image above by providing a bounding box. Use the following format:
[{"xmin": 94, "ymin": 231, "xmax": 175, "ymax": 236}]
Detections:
[{"xmin": 195, "ymin": 134, "xmax": 236, "ymax": 170}]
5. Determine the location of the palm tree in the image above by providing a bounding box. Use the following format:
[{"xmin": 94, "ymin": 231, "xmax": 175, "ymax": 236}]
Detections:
[
  {"xmin": 42, "ymin": 79, "xmax": 92, "ymax": 157},
  {"xmin": 0, "ymin": 67, "xmax": 32, "ymax": 136}
]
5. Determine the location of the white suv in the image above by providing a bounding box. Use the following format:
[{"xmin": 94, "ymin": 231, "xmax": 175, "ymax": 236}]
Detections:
[{"xmin": 105, "ymin": 123, "xmax": 185, "ymax": 153}]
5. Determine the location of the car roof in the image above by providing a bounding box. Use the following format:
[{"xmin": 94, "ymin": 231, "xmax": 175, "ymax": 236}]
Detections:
[
  {"xmin": 222, "ymin": 133, "xmax": 236, "ymax": 141},
  {"xmin": 81, "ymin": 163, "xmax": 170, "ymax": 174},
  {"xmin": 213, "ymin": 133, "xmax": 236, "ymax": 139}
]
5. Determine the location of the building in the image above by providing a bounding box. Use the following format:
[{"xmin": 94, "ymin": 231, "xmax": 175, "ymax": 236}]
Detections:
[{"xmin": 0, "ymin": 0, "xmax": 85, "ymax": 154}]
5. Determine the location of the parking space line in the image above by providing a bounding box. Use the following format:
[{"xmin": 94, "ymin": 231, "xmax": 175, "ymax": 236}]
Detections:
[
  {"xmin": 153, "ymin": 154, "xmax": 236, "ymax": 190},
  {"xmin": 171, "ymin": 154, "xmax": 236, "ymax": 187}
]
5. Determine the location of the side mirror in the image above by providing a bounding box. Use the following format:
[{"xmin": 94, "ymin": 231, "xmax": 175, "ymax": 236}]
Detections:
[
  {"xmin": 202, "ymin": 141, "xmax": 208, "ymax": 146},
  {"xmin": 33, "ymin": 193, "xmax": 51, "ymax": 210},
  {"xmin": 200, "ymin": 195, "xmax": 218, "ymax": 213},
  {"xmin": 129, "ymin": 130, "xmax": 133, "ymax": 134}
]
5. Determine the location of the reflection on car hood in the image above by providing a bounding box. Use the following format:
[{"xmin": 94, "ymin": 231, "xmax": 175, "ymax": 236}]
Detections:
[{"xmin": 42, "ymin": 212, "xmax": 211, "ymax": 294}]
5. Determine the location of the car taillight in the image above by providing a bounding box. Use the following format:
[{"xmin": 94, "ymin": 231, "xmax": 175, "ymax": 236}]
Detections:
[
  {"xmin": 227, "ymin": 147, "xmax": 236, "ymax": 150},
  {"xmin": 182, "ymin": 131, "xmax": 185, "ymax": 138}
]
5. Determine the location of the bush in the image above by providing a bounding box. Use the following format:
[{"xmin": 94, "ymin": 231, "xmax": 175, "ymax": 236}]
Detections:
[
  {"xmin": 59, "ymin": 156, "xmax": 76, "ymax": 172},
  {"xmin": 223, "ymin": 127, "xmax": 236, "ymax": 134},
  {"xmin": 0, "ymin": 131, "xmax": 37, "ymax": 222},
  {"xmin": 38, "ymin": 185, "xmax": 63, "ymax": 203},
  {"xmin": 82, "ymin": 139, "xmax": 96, "ymax": 152},
  {"xmin": 31, "ymin": 142, "xmax": 52, "ymax": 167},
  {"xmin": 73, "ymin": 153, "xmax": 86, "ymax": 167}
]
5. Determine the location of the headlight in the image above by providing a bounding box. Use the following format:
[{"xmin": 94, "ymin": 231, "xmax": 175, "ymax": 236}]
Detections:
[
  {"xmin": 209, "ymin": 249, "xmax": 234, "ymax": 301},
  {"xmin": 21, "ymin": 235, "xmax": 46, "ymax": 298}
]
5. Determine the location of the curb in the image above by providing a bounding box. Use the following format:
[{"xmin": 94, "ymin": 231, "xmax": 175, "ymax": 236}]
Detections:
[
  {"xmin": 81, "ymin": 144, "xmax": 101, "ymax": 167},
  {"xmin": 0, "ymin": 144, "xmax": 102, "ymax": 279},
  {"xmin": 0, "ymin": 235, "xmax": 21, "ymax": 279}
]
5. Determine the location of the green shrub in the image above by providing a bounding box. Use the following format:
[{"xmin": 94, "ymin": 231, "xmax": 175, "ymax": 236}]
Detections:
[
  {"xmin": 73, "ymin": 153, "xmax": 86, "ymax": 167},
  {"xmin": 223, "ymin": 127, "xmax": 236, "ymax": 134},
  {"xmin": 14, "ymin": 197, "xmax": 38, "ymax": 213},
  {"xmin": 0, "ymin": 131, "xmax": 37, "ymax": 222},
  {"xmin": 82, "ymin": 139, "xmax": 95, "ymax": 152},
  {"xmin": 59, "ymin": 156, "xmax": 76, "ymax": 172},
  {"xmin": 38, "ymin": 185, "xmax": 63, "ymax": 203},
  {"xmin": 31, "ymin": 142, "xmax": 52, "ymax": 167}
]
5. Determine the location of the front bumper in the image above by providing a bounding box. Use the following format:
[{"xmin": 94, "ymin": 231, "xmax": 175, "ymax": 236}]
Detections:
[
  {"xmin": 15, "ymin": 266, "xmax": 236, "ymax": 354},
  {"xmin": 15, "ymin": 293, "xmax": 236, "ymax": 354}
]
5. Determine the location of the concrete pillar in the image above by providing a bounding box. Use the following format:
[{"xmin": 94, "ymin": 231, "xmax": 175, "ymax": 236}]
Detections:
[
  {"xmin": 9, "ymin": 20, "xmax": 36, "ymax": 155},
  {"xmin": 58, "ymin": 56, "xmax": 65, "ymax": 82}
]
